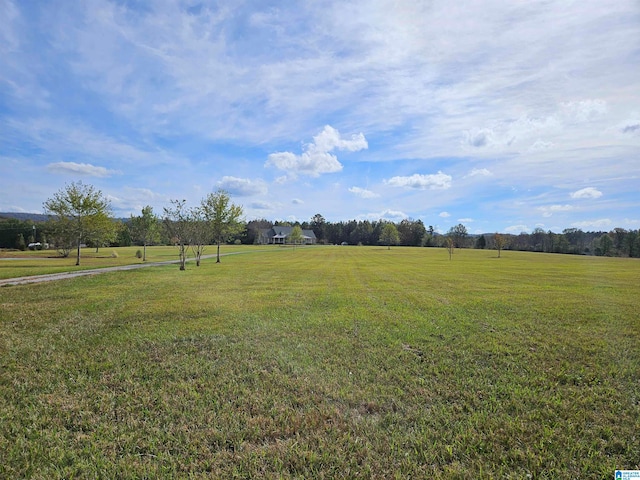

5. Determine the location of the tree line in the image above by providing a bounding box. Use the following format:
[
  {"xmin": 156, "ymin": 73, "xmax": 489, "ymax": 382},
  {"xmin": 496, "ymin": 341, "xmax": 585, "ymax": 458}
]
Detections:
[
  {"xmin": 246, "ymin": 216, "xmax": 640, "ymax": 257},
  {"xmin": 1, "ymin": 182, "xmax": 639, "ymax": 260},
  {"xmin": 0, "ymin": 182, "xmax": 243, "ymax": 268}
]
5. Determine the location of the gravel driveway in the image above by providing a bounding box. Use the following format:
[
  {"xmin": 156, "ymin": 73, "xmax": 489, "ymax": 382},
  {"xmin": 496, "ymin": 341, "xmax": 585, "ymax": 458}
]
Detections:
[{"xmin": 0, "ymin": 252, "xmax": 246, "ymax": 287}]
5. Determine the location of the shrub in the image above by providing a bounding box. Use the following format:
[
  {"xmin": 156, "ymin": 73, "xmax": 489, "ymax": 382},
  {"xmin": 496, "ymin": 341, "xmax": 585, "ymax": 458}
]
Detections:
[
  {"xmin": 111, "ymin": 251, "xmax": 119, "ymax": 258},
  {"xmin": 135, "ymin": 250, "xmax": 143, "ymax": 259},
  {"xmin": 16, "ymin": 234, "xmax": 26, "ymax": 251}
]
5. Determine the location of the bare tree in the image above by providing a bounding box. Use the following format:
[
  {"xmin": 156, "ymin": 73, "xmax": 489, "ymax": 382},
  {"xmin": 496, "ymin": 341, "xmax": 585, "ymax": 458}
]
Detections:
[
  {"xmin": 189, "ymin": 206, "xmax": 209, "ymax": 266},
  {"xmin": 163, "ymin": 199, "xmax": 191, "ymax": 270},
  {"xmin": 445, "ymin": 236, "xmax": 454, "ymax": 260}
]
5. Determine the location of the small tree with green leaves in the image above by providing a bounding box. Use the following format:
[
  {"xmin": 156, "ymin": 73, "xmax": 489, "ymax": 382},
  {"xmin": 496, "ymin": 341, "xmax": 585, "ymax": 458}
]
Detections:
[
  {"xmin": 16, "ymin": 233, "xmax": 26, "ymax": 251},
  {"xmin": 129, "ymin": 205, "xmax": 160, "ymax": 261},
  {"xmin": 201, "ymin": 190, "xmax": 244, "ymax": 263},
  {"xmin": 289, "ymin": 225, "xmax": 304, "ymax": 249},
  {"xmin": 494, "ymin": 233, "xmax": 506, "ymax": 258},
  {"xmin": 379, "ymin": 222, "xmax": 400, "ymax": 250},
  {"xmin": 86, "ymin": 215, "xmax": 118, "ymax": 253},
  {"xmin": 43, "ymin": 181, "xmax": 113, "ymax": 266}
]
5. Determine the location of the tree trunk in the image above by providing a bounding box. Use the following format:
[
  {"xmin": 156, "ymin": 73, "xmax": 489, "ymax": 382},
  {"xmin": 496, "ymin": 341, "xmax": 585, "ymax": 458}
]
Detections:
[
  {"xmin": 179, "ymin": 244, "xmax": 186, "ymax": 270},
  {"xmin": 76, "ymin": 238, "xmax": 81, "ymax": 266},
  {"xmin": 143, "ymin": 243, "xmax": 147, "ymax": 262},
  {"xmin": 216, "ymin": 241, "xmax": 221, "ymax": 263}
]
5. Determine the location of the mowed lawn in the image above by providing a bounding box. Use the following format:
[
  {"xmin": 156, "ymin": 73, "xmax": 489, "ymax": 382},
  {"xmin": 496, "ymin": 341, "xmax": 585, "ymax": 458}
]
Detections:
[
  {"xmin": 0, "ymin": 245, "xmax": 254, "ymax": 280},
  {"xmin": 0, "ymin": 246, "xmax": 638, "ymax": 478}
]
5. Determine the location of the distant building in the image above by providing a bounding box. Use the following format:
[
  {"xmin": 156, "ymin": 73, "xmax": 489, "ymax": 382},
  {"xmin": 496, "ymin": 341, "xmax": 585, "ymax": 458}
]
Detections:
[{"xmin": 258, "ymin": 225, "xmax": 317, "ymax": 245}]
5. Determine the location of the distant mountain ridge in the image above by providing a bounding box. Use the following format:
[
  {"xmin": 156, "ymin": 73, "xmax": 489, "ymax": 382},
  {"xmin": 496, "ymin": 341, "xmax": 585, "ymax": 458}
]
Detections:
[{"xmin": 0, "ymin": 212, "xmax": 50, "ymax": 222}]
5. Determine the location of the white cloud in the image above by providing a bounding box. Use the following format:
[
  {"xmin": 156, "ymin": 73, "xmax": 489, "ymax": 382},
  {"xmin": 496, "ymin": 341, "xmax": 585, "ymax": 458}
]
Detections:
[
  {"xmin": 571, "ymin": 218, "xmax": 612, "ymax": 230},
  {"xmin": 386, "ymin": 172, "xmax": 452, "ymax": 190},
  {"xmin": 466, "ymin": 168, "xmax": 492, "ymax": 178},
  {"xmin": 348, "ymin": 186, "xmax": 379, "ymax": 198},
  {"xmin": 361, "ymin": 209, "xmax": 407, "ymax": 221},
  {"xmin": 292, "ymin": 198, "xmax": 303, "ymax": 205},
  {"xmin": 46, "ymin": 161, "xmax": 119, "ymax": 177},
  {"xmin": 379, "ymin": 210, "xmax": 407, "ymax": 220},
  {"xmin": 439, "ymin": 211, "xmax": 451, "ymax": 218},
  {"xmin": 311, "ymin": 125, "xmax": 368, "ymax": 152},
  {"xmin": 505, "ymin": 224, "xmax": 530, "ymax": 233},
  {"xmin": 266, "ymin": 151, "xmax": 342, "ymax": 177},
  {"xmin": 571, "ymin": 187, "xmax": 603, "ymax": 199},
  {"xmin": 123, "ymin": 187, "xmax": 165, "ymax": 201},
  {"xmin": 217, "ymin": 176, "xmax": 267, "ymax": 196},
  {"xmin": 538, "ymin": 204, "xmax": 573, "ymax": 217},
  {"xmin": 560, "ymin": 99, "xmax": 607, "ymax": 123},
  {"xmin": 266, "ymin": 125, "xmax": 368, "ymax": 177},
  {"xmin": 458, "ymin": 218, "xmax": 473, "ymax": 223}
]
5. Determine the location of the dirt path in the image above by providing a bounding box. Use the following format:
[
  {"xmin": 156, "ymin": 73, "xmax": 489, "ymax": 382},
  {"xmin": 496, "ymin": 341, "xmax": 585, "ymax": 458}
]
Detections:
[{"xmin": 0, "ymin": 252, "xmax": 246, "ymax": 287}]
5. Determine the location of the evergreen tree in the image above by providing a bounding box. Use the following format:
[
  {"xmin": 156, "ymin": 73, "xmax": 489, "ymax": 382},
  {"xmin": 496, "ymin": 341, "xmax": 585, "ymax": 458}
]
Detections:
[{"xmin": 16, "ymin": 233, "xmax": 26, "ymax": 251}]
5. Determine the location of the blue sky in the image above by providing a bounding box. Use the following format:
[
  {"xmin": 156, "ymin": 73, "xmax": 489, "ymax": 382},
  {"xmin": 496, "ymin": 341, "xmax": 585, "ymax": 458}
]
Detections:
[{"xmin": 1, "ymin": 1, "xmax": 639, "ymax": 233}]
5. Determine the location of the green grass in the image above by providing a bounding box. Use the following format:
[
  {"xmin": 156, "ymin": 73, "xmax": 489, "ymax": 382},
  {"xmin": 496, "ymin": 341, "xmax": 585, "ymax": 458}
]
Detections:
[
  {"xmin": 0, "ymin": 244, "xmax": 258, "ymax": 279},
  {"xmin": 1, "ymin": 247, "xmax": 638, "ymax": 478}
]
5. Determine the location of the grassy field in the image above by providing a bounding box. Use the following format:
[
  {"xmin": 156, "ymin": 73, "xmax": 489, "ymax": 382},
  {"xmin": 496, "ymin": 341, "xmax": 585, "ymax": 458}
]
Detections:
[
  {"xmin": 0, "ymin": 244, "xmax": 256, "ymax": 279},
  {"xmin": 1, "ymin": 246, "xmax": 638, "ymax": 478}
]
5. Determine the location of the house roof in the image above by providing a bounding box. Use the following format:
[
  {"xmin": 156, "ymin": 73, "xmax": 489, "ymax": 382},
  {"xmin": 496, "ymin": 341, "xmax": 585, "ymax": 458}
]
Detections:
[{"xmin": 261, "ymin": 226, "xmax": 316, "ymax": 239}]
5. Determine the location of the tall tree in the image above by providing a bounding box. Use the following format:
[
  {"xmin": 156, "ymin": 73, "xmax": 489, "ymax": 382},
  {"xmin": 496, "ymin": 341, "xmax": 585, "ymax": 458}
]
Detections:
[
  {"xmin": 201, "ymin": 190, "xmax": 244, "ymax": 263},
  {"xmin": 398, "ymin": 219, "xmax": 427, "ymax": 246},
  {"xmin": 16, "ymin": 233, "xmax": 26, "ymax": 251},
  {"xmin": 245, "ymin": 218, "xmax": 271, "ymax": 244},
  {"xmin": 163, "ymin": 199, "xmax": 191, "ymax": 270},
  {"xmin": 448, "ymin": 224, "xmax": 468, "ymax": 248},
  {"xmin": 43, "ymin": 181, "xmax": 113, "ymax": 266},
  {"xmin": 129, "ymin": 205, "xmax": 160, "ymax": 261},
  {"xmin": 311, "ymin": 213, "xmax": 327, "ymax": 243},
  {"xmin": 379, "ymin": 222, "xmax": 400, "ymax": 250},
  {"xmin": 423, "ymin": 225, "xmax": 436, "ymax": 247},
  {"xmin": 597, "ymin": 233, "xmax": 613, "ymax": 256}
]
